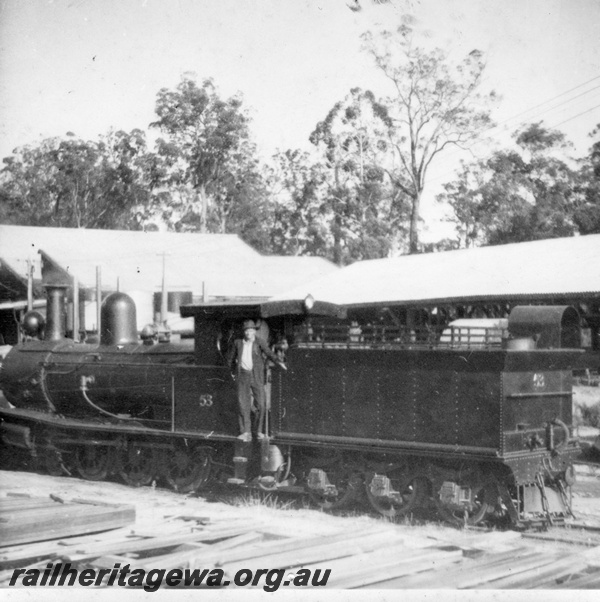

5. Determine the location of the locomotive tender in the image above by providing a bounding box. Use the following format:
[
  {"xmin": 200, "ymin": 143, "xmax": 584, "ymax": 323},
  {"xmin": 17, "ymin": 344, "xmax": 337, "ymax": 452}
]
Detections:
[{"xmin": 0, "ymin": 285, "xmax": 583, "ymax": 527}]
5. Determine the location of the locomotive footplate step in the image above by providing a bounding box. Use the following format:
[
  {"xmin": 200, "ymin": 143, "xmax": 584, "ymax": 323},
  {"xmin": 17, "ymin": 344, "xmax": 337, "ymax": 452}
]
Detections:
[{"xmin": 228, "ymin": 440, "xmax": 252, "ymax": 483}]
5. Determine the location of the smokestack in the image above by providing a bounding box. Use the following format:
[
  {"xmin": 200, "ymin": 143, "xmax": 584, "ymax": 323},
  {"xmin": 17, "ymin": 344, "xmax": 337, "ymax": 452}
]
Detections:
[{"xmin": 45, "ymin": 285, "xmax": 68, "ymax": 341}]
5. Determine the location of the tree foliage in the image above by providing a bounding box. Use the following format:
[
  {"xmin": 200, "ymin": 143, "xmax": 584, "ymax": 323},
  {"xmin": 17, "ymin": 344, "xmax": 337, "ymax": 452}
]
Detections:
[
  {"xmin": 573, "ymin": 124, "xmax": 600, "ymax": 235},
  {"xmin": 0, "ymin": 130, "xmax": 153, "ymax": 229},
  {"xmin": 308, "ymin": 88, "xmax": 409, "ymax": 264},
  {"xmin": 438, "ymin": 123, "xmax": 581, "ymax": 246},
  {"xmin": 149, "ymin": 76, "xmax": 265, "ymax": 237},
  {"xmin": 2, "ymin": 51, "xmax": 597, "ymax": 261},
  {"xmin": 268, "ymin": 149, "xmax": 331, "ymax": 257},
  {"xmin": 362, "ymin": 23, "xmax": 497, "ymax": 253},
  {"xmin": 270, "ymin": 89, "xmax": 410, "ymax": 264}
]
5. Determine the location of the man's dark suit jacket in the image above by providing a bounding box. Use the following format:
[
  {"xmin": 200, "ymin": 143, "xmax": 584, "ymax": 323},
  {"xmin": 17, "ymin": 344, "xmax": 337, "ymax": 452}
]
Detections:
[{"xmin": 228, "ymin": 337, "xmax": 280, "ymax": 384}]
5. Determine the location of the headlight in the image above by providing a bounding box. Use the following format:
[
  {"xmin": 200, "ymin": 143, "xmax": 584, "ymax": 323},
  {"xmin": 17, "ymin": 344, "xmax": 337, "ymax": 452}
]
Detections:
[{"xmin": 304, "ymin": 294, "xmax": 315, "ymax": 312}]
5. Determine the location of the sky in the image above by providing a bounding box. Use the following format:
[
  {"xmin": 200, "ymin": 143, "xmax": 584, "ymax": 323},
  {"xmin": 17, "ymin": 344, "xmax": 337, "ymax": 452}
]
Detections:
[{"xmin": 1, "ymin": 0, "xmax": 599, "ymax": 241}]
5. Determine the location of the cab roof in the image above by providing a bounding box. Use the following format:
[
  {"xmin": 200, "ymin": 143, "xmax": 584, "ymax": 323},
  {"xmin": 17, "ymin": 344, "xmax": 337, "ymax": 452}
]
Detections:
[{"xmin": 180, "ymin": 298, "xmax": 347, "ymax": 321}]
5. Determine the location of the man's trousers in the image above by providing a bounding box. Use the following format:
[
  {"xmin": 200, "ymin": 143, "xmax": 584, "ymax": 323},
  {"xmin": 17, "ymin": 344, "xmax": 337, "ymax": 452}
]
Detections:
[{"xmin": 237, "ymin": 369, "xmax": 266, "ymax": 435}]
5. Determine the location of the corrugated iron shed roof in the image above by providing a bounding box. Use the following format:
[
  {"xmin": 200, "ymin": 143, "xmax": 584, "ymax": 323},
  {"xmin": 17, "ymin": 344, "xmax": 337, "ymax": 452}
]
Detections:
[
  {"xmin": 272, "ymin": 234, "xmax": 600, "ymax": 307},
  {"xmin": 0, "ymin": 225, "xmax": 337, "ymax": 299},
  {"xmin": 0, "ymin": 260, "xmax": 28, "ymax": 303}
]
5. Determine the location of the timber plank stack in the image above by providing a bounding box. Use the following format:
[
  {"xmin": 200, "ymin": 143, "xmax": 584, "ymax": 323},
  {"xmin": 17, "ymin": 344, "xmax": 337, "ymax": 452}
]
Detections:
[
  {"xmin": 1, "ymin": 493, "xmax": 600, "ymax": 589},
  {"xmin": 0, "ymin": 493, "xmax": 135, "ymax": 547}
]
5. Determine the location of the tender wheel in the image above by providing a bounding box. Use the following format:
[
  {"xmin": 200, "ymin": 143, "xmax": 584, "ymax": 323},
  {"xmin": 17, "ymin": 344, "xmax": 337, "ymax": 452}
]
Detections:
[
  {"xmin": 119, "ymin": 443, "xmax": 156, "ymax": 487},
  {"xmin": 75, "ymin": 445, "xmax": 110, "ymax": 481},
  {"xmin": 365, "ymin": 473, "xmax": 427, "ymax": 519},
  {"xmin": 436, "ymin": 484, "xmax": 489, "ymax": 526},
  {"xmin": 307, "ymin": 470, "xmax": 362, "ymax": 511},
  {"xmin": 164, "ymin": 444, "xmax": 211, "ymax": 493}
]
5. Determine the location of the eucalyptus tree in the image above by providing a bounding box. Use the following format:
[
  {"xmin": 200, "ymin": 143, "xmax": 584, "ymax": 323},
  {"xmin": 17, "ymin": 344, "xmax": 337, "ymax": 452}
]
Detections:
[
  {"xmin": 362, "ymin": 24, "xmax": 497, "ymax": 253},
  {"xmin": 438, "ymin": 123, "xmax": 580, "ymax": 246},
  {"xmin": 308, "ymin": 87, "xmax": 409, "ymax": 264},
  {"xmin": 268, "ymin": 149, "xmax": 331, "ymax": 258},
  {"xmin": 0, "ymin": 130, "xmax": 153, "ymax": 229},
  {"xmin": 151, "ymin": 76, "xmax": 257, "ymax": 233},
  {"xmin": 574, "ymin": 124, "xmax": 600, "ymax": 235}
]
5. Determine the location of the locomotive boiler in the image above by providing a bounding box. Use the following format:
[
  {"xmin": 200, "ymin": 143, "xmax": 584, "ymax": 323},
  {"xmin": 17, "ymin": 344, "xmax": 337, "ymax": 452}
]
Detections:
[{"xmin": 0, "ymin": 284, "xmax": 583, "ymax": 528}]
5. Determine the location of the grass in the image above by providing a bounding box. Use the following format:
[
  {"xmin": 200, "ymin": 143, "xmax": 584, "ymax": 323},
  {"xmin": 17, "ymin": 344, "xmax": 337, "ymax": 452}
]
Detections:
[{"xmin": 218, "ymin": 488, "xmax": 299, "ymax": 511}]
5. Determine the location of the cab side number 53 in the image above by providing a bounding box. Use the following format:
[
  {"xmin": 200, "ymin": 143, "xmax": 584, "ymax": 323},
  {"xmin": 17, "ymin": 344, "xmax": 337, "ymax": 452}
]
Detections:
[{"xmin": 198, "ymin": 394, "xmax": 213, "ymax": 407}]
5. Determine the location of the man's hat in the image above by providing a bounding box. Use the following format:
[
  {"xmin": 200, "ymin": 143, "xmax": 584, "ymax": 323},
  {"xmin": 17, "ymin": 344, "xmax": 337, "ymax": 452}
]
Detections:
[{"xmin": 243, "ymin": 319, "xmax": 257, "ymax": 331}]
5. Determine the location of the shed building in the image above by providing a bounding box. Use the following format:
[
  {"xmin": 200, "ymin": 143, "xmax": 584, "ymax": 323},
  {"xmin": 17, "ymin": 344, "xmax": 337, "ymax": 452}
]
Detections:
[
  {"xmin": 0, "ymin": 225, "xmax": 337, "ymax": 343},
  {"xmin": 272, "ymin": 234, "xmax": 600, "ymax": 366}
]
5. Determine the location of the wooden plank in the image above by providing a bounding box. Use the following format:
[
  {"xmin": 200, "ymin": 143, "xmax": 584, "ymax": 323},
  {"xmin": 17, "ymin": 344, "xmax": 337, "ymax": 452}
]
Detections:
[
  {"xmin": 172, "ymin": 542, "xmax": 209, "ymax": 552},
  {"xmin": 65, "ymin": 529, "xmax": 248, "ymax": 562},
  {"xmin": 90, "ymin": 526, "xmax": 263, "ymax": 570},
  {"xmin": 360, "ymin": 551, "xmax": 467, "ymax": 589},
  {"xmin": 522, "ymin": 531, "xmax": 600, "ymax": 547},
  {"xmin": 0, "ymin": 529, "xmax": 139, "ymax": 566},
  {"xmin": 340, "ymin": 550, "xmax": 464, "ymax": 589},
  {"xmin": 0, "ymin": 499, "xmax": 63, "ymax": 511},
  {"xmin": 0, "ymin": 502, "xmax": 117, "ymax": 522},
  {"xmin": 367, "ymin": 547, "xmax": 539, "ymax": 589},
  {"xmin": 0, "ymin": 504, "xmax": 135, "ymax": 547},
  {"xmin": 0, "ymin": 559, "xmax": 49, "ymax": 585},
  {"xmin": 311, "ymin": 545, "xmax": 462, "ymax": 589},
  {"xmin": 479, "ymin": 546, "xmax": 600, "ymax": 589},
  {"xmin": 188, "ymin": 532, "xmax": 264, "ymax": 568},
  {"xmin": 92, "ymin": 531, "xmax": 264, "ymax": 572},
  {"xmin": 548, "ymin": 569, "xmax": 600, "ymax": 589},
  {"xmin": 165, "ymin": 515, "xmax": 211, "ymax": 524},
  {"xmin": 478, "ymin": 555, "xmax": 584, "ymax": 589},
  {"xmin": 426, "ymin": 529, "xmax": 523, "ymax": 551},
  {"xmin": 220, "ymin": 530, "xmax": 401, "ymax": 575},
  {"xmin": 213, "ymin": 527, "xmax": 388, "ymax": 567}
]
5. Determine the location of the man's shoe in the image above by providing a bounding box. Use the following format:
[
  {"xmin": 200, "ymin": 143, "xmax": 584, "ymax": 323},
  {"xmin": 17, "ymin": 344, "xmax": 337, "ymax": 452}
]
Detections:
[
  {"xmin": 256, "ymin": 432, "xmax": 266, "ymax": 440},
  {"xmin": 237, "ymin": 432, "xmax": 251, "ymax": 442}
]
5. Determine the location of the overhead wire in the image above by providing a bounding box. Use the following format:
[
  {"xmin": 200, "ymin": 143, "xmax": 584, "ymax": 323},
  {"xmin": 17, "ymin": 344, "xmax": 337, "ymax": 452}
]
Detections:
[
  {"xmin": 547, "ymin": 102, "xmax": 600, "ymax": 130},
  {"xmin": 434, "ymin": 77, "xmax": 600, "ymax": 158},
  {"xmin": 422, "ymin": 79, "xmax": 600, "ymax": 185},
  {"xmin": 485, "ymin": 74, "xmax": 600, "ymax": 132}
]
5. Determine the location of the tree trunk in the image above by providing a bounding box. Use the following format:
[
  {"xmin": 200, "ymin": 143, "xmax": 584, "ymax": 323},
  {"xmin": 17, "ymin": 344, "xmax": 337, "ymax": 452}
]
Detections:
[
  {"xmin": 198, "ymin": 184, "xmax": 208, "ymax": 233},
  {"xmin": 408, "ymin": 191, "xmax": 421, "ymax": 254},
  {"xmin": 333, "ymin": 214, "xmax": 343, "ymax": 266}
]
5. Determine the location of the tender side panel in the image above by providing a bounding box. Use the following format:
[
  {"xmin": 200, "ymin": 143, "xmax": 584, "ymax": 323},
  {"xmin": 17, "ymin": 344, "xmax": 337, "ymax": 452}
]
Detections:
[
  {"xmin": 275, "ymin": 347, "xmax": 503, "ymax": 453},
  {"xmin": 449, "ymin": 357, "xmax": 503, "ymax": 449}
]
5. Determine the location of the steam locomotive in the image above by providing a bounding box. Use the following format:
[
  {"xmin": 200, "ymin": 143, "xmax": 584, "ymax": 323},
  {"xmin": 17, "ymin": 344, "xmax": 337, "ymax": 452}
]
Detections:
[{"xmin": 0, "ymin": 285, "xmax": 583, "ymax": 528}]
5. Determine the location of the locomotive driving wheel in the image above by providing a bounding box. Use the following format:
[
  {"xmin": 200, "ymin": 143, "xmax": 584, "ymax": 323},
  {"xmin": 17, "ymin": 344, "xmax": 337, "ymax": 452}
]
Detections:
[
  {"xmin": 119, "ymin": 443, "xmax": 156, "ymax": 487},
  {"xmin": 365, "ymin": 472, "xmax": 428, "ymax": 519},
  {"xmin": 164, "ymin": 443, "xmax": 211, "ymax": 493},
  {"xmin": 75, "ymin": 445, "xmax": 111, "ymax": 481}
]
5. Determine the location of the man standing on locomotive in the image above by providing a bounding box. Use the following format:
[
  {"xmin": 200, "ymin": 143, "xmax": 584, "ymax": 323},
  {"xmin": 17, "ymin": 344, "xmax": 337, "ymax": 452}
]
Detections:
[{"xmin": 228, "ymin": 320, "xmax": 286, "ymax": 442}]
